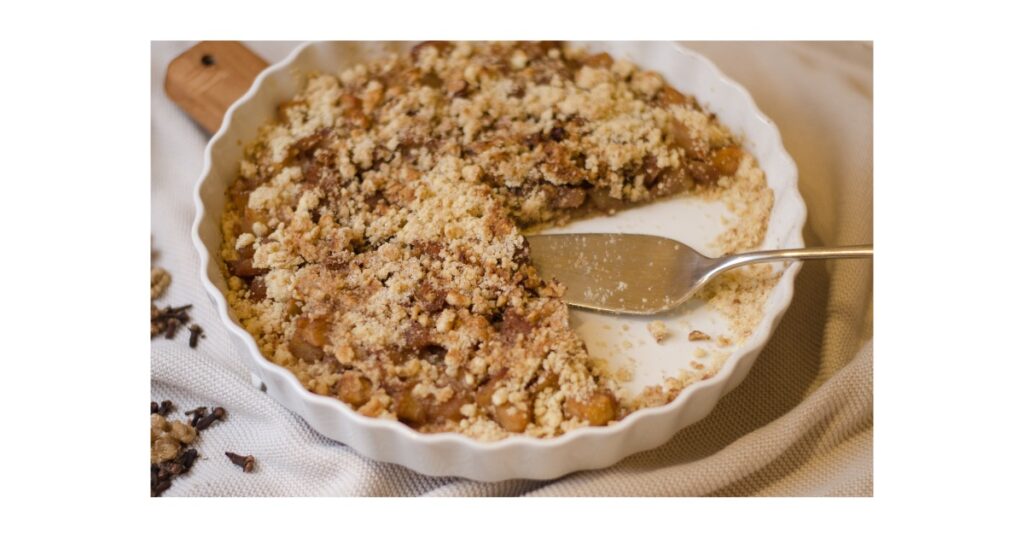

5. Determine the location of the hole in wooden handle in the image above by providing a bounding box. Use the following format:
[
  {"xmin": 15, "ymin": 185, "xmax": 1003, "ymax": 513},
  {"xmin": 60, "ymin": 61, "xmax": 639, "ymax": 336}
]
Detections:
[{"xmin": 165, "ymin": 41, "xmax": 269, "ymax": 134}]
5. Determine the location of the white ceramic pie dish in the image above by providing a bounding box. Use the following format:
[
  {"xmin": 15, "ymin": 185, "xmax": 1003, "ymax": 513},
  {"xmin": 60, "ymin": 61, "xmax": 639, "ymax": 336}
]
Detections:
[{"xmin": 192, "ymin": 41, "xmax": 804, "ymax": 482}]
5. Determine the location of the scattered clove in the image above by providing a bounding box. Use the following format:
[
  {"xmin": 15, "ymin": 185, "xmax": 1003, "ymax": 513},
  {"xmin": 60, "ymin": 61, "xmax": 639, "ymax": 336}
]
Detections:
[
  {"xmin": 151, "ymin": 447, "xmax": 195, "ymax": 497},
  {"xmin": 178, "ymin": 448, "xmax": 198, "ymax": 471},
  {"xmin": 151, "ymin": 303, "xmax": 193, "ymax": 341},
  {"xmin": 152, "ymin": 478, "xmax": 172, "ymax": 497},
  {"xmin": 164, "ymin": 318, "xmax": 181, "ymax": 339},
  {"xmin": 156, "ymin": 400, "xmax": 174, "ymax": 416},
  {"xmin": 158, "ymin": 461, "xmax": 184, "ymax": 478},
  {"xmin": 188, "ymin": 324, "xmax": 204, "ymax": 348},
  {"xmin": 194, "ymin": 406, "xmax": 225, "ymax": 431},
  {"xmin": 150, "ymin": 257, "xmax": 205, "ymax": 349},
  {"xmin": 184, "ymin": 406, "xmax": 208, "ymax": 427},
  {"xmin": 225, "ymin": 452, "xmax": 256, "ymax": 473}
]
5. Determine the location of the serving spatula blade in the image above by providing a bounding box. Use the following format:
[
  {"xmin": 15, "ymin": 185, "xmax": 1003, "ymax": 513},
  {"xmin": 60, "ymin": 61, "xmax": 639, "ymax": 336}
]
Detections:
[
  {"xmin": 526, "ymin": 234, "xmax": 872, "ymax": 315},
  {"xmin": 525, "ymin": 233, "xmax": 716, "ymax": 315}
]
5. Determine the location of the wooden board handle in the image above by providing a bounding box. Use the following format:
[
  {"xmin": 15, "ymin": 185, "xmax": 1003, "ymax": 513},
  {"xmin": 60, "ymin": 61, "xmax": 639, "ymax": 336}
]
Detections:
[{"xmin": 164, "ymin": 41, "xmax": 269, "ymax": 133}]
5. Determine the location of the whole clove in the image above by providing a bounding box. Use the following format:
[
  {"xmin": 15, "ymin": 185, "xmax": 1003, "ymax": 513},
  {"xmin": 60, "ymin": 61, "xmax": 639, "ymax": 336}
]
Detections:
[
  {"xmin": 150, "ymin": 258, "xmax": 203, "ymax": 347},
  {"xmin": 151, "ymin": 303, "xmax": 193, "ymax": 340},
  {"xmin": 164, "ymin": 317, "xmax": 181, "ymax": 339},
  {"xmin": 158, "ymin": 461, "xmax": 184, "ymax": 479},
  {"xmin": 156, "ymin": 400, "xmax": 174, "ymax": 416},
  {"xmin": 194, "ymin": 406, "xmax": 226, "ymax": 431},
  {"xmin": 152, "ymin": 479, "xmax": 172, "ymax": 497},
  {"xmin": 184, "ymin": 406, "xmax": 208, "ymax": 427},
  {"xmin": 188, "ymin": 324, "xmax": 204, "ymax": 348},
  {"xmin": 178, "ymin": 448, "xmax": 198, "ymax": 471},
  {"xmin": 225, "ymin": 452, "xmax": 256, "ymax": 473},
  {"xmin": 151, "ymin": 445, "xmax": 194, "ymax": 497}
]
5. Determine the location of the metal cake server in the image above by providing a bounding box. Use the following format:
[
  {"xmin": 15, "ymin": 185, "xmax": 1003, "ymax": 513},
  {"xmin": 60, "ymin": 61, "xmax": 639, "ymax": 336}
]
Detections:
[{"xmin": 525, "ymin": 234, "xmax": 872, "ymax": 315}]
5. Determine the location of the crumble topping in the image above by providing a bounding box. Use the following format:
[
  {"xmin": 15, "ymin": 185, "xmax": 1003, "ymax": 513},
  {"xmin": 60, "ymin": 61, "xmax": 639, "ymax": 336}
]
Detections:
[{"xmin": 220, "ymin": 41, "xmax": 774, "ymax": 440}]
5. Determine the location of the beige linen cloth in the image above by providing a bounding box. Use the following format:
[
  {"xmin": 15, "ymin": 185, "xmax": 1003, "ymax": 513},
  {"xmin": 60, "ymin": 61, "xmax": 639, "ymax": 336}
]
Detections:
[{"xmin": 151, "ymin": 41, "xmax": 873, "ymax": 496}]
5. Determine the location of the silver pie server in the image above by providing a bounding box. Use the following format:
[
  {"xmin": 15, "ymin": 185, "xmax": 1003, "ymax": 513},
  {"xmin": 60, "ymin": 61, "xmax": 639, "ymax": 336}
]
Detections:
[{"xmin": 525, "ymin": 233, "xmax": 872, "ymax": 315}]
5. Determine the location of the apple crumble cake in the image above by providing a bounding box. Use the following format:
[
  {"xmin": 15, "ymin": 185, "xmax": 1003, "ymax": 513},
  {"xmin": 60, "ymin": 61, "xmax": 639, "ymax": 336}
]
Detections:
[{"xmin": 220, "ymin": 41, "xmax": 773, "ymax": 440}]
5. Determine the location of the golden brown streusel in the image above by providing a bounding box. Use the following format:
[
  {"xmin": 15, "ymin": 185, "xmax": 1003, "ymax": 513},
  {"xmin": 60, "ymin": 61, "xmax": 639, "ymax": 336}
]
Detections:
[{"xmin": 220, "ymin": 41, "xmax": 773, "ymax": 440}]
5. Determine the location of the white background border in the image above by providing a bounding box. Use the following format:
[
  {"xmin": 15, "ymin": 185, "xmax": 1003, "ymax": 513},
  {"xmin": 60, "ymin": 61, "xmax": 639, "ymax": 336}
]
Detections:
[{"xmin": 2, "ymin": 0, "xmax": 1022, "ymax": 535}]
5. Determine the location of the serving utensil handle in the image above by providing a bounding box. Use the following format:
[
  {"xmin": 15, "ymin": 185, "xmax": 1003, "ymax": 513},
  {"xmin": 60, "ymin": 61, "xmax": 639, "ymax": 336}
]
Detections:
[
  {"xmin": 164, "ymin": 41, "xmax": 268, "ymax": 133},
  {"xmin": 710, "ymin": 245, "xmax": 873, "ymax": 275}
]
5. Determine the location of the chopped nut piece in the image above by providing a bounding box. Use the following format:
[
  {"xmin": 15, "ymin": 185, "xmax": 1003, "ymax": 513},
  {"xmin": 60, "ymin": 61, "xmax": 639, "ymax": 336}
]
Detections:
[
  {"xmin": 151, "ymin": 419, "xmax": 188, "ymax": 464},
  {"xmin": 151, "ymin": 267, "xmax": 171, "ymax": 300},
  {"xmin": 170, "ymin": 421, "xmax": 197, "ymax": 444}
]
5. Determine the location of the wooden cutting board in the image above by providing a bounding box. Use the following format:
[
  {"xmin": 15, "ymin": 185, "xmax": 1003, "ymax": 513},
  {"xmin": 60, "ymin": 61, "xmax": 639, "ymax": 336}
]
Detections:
[{"xmin": 164, "ymin": 41, "xmax": 268, "ymax": 133}]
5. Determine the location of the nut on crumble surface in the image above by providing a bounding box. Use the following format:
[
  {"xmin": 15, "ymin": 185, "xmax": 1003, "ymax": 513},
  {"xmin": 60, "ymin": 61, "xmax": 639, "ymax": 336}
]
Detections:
[{"xmin": 219, "ymin": 41, "xmax": 774, "ymax": 440}]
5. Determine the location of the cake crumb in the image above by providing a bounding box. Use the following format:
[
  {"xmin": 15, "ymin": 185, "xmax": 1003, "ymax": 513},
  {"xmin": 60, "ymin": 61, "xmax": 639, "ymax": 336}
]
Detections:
[
  {"xmin": 688, "ymin": 330, "xmax": 711, "ymax": 341},
  {"xmin": 614, "ymin": 366, "xmax": 634, "ymax": 383},
  {"xmin": 693, "ymin": 347, "xmax": 708, "ymax": 358},
  {"xmin": 647, "ymin": 321, "xmax": 670, "ymax": 343}
]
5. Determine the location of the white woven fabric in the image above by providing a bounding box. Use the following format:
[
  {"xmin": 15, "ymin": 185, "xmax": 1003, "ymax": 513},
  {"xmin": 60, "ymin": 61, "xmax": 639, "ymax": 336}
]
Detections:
[{"xmin": 151, "ymin": 41, "xmax": 873, "ymax": 496}]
